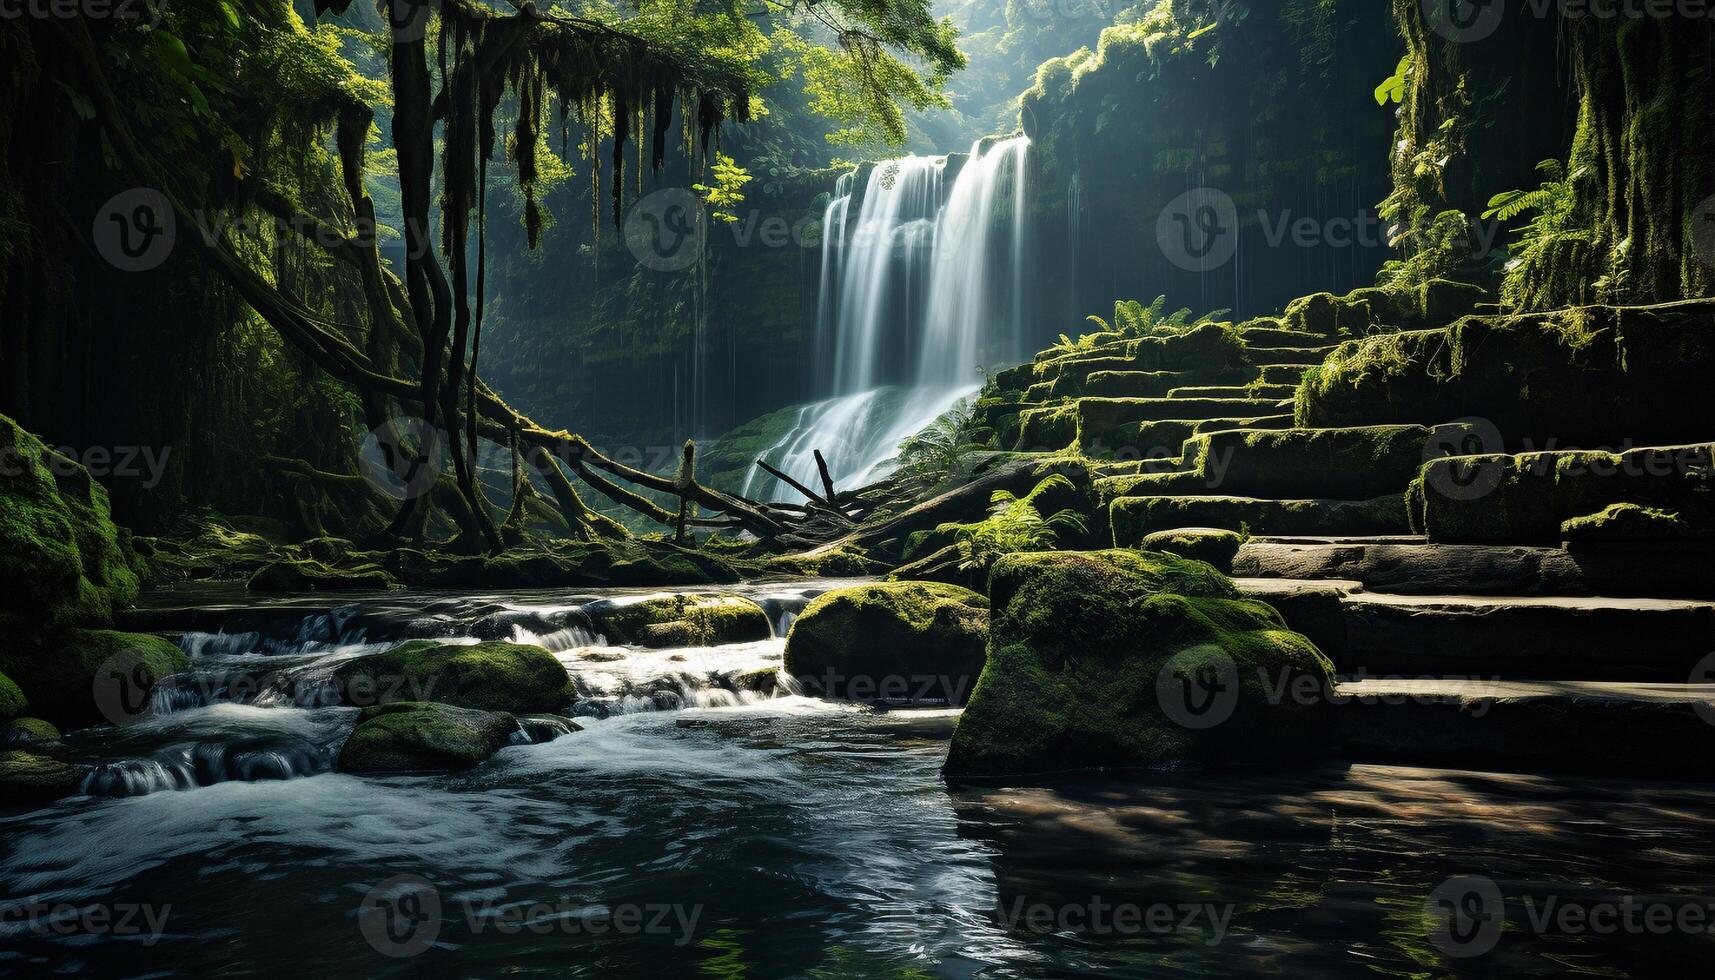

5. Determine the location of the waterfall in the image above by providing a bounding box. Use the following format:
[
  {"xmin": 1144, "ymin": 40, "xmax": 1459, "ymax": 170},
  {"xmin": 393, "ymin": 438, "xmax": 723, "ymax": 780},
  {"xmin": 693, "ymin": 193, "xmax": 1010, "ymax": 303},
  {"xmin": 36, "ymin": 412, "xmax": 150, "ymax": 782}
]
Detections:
[{"xmin": 746, "ymin": 136, "xmax": 1030, "ymax": 502}]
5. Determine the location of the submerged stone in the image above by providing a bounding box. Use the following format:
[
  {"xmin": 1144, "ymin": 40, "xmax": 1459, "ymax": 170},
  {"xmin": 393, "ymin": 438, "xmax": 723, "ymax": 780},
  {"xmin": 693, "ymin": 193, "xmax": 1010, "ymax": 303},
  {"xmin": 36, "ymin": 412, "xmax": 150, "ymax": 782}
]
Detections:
[
  {"xmin": 784, "ymin": 582, "xmax": 989, "ymax": 704},
  {"xmin": 332, "ymin": 640, "xmax": 575, "ymax": 715},
  {"xmin": 943, "ymin": 550, "xmax": 1335, "ymax": 783},
  {"xmin": 338, "ymin": 702, "xmax": 521, "ymax": 774}
]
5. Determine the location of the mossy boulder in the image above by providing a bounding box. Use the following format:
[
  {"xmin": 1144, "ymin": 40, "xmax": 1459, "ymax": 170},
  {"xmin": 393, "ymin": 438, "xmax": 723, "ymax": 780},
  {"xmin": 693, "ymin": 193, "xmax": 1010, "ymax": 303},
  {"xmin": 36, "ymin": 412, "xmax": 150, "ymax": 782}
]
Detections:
[
  {"xmin": 4, "ymin": 717, "xmax": 62, "ymax": 747},
  {"xmin": 591, "ymin": 593, "xmax": 772, "ymax": 648},
  {"xmin": 332, "ymin": 640, "xmax": 575, "ymax": 715},
  {"xmin": 337, "ymin": 702, "xmax": 521, "ymax": 774},
  {"xmin": 248, "ymin": 558, "xmax": 398, "ymax": 592},
  {"xmin": 1140, "ymin": 528, "xmax": 1245, "ymax": 572},
  {"xmin": 0, "ymin": 671, "xmax": 22, "ymax": 725},
  {"xmin": 1561, "ymin": 503, "xmax": 1697, "ymax": 542},
  {"xmin": 0, "ymin": 629, "xmax": 188, "ymax": 729},
  {"xmin": 784, "ymin": 582, "xmax": 990, "ymax": 703},
  {"xmin": 0, "ymin": 413, "xmax": 143, "ymax": 635},
  {"xmin": 0, "ymin": 750, "xmax": 88, "ymax": 804},
  {"xmin": 1110, "ymin": 494, "xmax": 1408, "ymax": 544},
  {"xmin": 943, "ymin": 550, "xmax": 1336, "ymax": 783}
]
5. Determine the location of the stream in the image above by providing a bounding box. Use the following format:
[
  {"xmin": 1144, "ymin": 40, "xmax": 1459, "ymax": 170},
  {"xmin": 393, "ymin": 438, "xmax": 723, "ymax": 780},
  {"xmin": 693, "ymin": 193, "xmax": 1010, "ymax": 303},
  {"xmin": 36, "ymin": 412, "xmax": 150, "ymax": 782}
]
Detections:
[{"xmin": 4, "ymin": 581, "xmax": 1715, "ymax": 977}]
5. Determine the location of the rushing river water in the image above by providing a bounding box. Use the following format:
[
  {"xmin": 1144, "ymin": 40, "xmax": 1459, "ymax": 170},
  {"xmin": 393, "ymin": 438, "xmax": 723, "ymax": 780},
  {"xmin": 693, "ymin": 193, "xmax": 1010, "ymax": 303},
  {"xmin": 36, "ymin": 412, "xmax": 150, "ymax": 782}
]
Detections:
[{"xmin": 4, "ymin": 583, "xmax": 1715, "ymax": 977}]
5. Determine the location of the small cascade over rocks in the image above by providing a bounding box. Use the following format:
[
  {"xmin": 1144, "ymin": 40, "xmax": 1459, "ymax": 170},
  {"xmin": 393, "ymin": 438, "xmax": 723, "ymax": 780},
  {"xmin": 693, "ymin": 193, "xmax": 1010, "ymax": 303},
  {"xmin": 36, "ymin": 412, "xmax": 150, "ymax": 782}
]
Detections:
[{"xmin": 751, "ymin": 136, "xmax": 1031, "ymax": 501}]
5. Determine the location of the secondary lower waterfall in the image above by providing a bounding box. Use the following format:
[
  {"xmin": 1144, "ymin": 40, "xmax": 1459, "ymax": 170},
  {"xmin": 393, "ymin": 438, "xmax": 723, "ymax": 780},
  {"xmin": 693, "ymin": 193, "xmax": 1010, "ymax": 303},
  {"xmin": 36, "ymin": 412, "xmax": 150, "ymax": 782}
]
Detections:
[{"xmin": 752, "ymin": 136, "xmax": 1030, "ymax": 501}]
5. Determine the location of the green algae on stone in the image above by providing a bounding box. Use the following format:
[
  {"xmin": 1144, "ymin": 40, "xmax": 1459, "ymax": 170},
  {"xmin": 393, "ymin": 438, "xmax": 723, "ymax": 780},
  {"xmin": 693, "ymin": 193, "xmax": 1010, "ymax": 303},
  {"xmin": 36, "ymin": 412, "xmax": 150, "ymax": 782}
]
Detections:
[
  {"xmin": 338, "ymin": 702, "xmax": 521, "ymax": 774},
  {"xmin": 784, "ymin": 582, "xmax": 990, "ymax": 704},
  {"xmin": 0, "ymin": 629, "xmax": 188, "ymax": 729},
  {"xmin": 248, "ymin": 557, "xmax": 399, "ymax": 592},
  {"xmin": 333, "ymin": 640, "xmax": 575, "ymax": 715},
  {"xmin": 4, "ymin": 716, "xmax": 61, "ymax": 747},
  {"xmin": 595, "ymin": 593, "xmax": 773, "ymax": 648},
  {"xmin": 0, "ymin": 671, "xmax": 22, "ymax": 725},
  {"xmin": 1561, "ymin": 503, "xmax": 1697, "ymax": 542},
  {"xmin": 943, "ymin": 550, "xmax": 1335, "ymax": 783}
]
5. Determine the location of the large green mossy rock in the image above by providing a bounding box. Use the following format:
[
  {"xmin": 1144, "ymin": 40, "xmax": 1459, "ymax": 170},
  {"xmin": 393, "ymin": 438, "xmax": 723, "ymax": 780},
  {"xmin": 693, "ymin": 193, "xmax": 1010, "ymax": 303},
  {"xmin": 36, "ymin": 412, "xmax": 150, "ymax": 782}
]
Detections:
[
  {"xmin": 4, "ymin": 717, "xmax": 62, "ymax": 747},
  {"xmin": 1280, "ymin": 281, "xmax": 1484, "ymax": 335},
  {"xmin": 0, "ymin": 630, "xmax": 188, "ymax": 729},
  {"xmin": 0, "ymin": 750, "xmax": 88, "ymax": 804},
  {"xmin": 943, "ymin": 550, "xmax": 1336, "ymax": 782},
  {"xmin": 1140, "ymin": 528, "xmax": 1244, "ymax": 572},
  {"xmin": 592, "ymin": 593, "xmax": 772, "ymax": 648},
  {"xmin": 338, "ymin": 702, "xmax": 520, "ymax": 774},
  {"xmin": 784, "ymin": 582, "xmax": 990, "ymax": 703},
  {"xmin": 0, "ymin": 414, "xmax": 142, "ymax": 636},
  {"xmin": 1295, "ymin": 304, "xmax": 1715, "ymax": 447},
  {"xmin": 333, "ymin": 640, "xmax": 574, "ymax": 715},
  {"xmin": 0, "ymin": 672, "xmax": 22, "ymax": 725},
  {"xmin": 1410, "ymin": 444, "xmax": 1715, "ymax": 543}
]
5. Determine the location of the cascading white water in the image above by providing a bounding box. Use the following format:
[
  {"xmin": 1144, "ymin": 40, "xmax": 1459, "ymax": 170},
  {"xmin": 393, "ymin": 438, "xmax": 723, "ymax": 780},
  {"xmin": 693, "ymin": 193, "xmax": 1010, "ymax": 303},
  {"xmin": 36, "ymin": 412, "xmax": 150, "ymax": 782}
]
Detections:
[{"xmin": 754, "ymin": 137, "xmax": 1030, "ymax": 501}]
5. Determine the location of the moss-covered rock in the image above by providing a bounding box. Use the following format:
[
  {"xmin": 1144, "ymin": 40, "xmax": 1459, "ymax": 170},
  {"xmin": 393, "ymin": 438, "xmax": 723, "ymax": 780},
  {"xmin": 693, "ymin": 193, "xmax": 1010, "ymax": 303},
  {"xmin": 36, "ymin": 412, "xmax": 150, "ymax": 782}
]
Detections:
[
  {"xmin": 0, "ymin": 414, "xmax": 142, "ymax": 636},
  {"xmin": 1412, "ymin": 444, "xmax": 1715, "ymax": 543},
  {"xmin": 943, "ymin": 550, "xmax": 1335, "ymax": 782},
  {"xmin": 593, "ymin": 594, "xmax": 772, "ymax": 648},
  {"xmin": 332, "ymin": 640, "xmax": 574, "ymax": 715},
  {"xmin": 387, "ymin": 538, "xmax": 743, "ymax": 589},
  {"xmin": 1295, "ymin": 304, "xmax": 1715, "ymax": 448},
  {"xmin": 0, "ymin": 671, "xmax": 22, "ymax": 725},
  {"xmin": 0, "ymin": 750, "xmax": 88, "ymax": 804},
  {"xmin": 248, "ymin": 558, "xmax": 399, "ymax": 592},
  {"xmin": 784, "ymin": 582, "xmax": 990, "ymax": 703},
  {"xmin": 338, "ymin": 702, "xmax": 521, "ymax": 774},
  {"xmin": 1111, "ymin": 494, "xmax": 1408, "ymax": 544},
  {"xmin": 1140, "ymin": 528, "xmax": 1245, "ymax": 572},
  {"xmin": 4, "ymin": 717, "xmax": 61, "ymax": 747},
  {"xmin": 1561, "ymin": 503, "xmax": 1697, "ymax": 542},
  {"xmin": 0, "ymin": 629, "xmax": 188, "ymax": 729}
]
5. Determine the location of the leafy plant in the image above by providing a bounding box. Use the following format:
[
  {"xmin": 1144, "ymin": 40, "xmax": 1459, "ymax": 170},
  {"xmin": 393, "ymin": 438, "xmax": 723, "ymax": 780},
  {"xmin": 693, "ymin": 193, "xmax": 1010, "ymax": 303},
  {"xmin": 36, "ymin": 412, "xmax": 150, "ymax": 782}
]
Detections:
[
  {"xmin": 1482, "ymin": 160, "xmax": 1597, "ymax": 307},
  {"xmin": 892, "ymin": 399, "xmax": 986, "ymax": 493},
  {"xmin": 1081, "ymin": 295, "xmax": 1230, "ymax": 342},
  {"xmin": 936, "ymin": 474, "xmax": 1089, "ymax": 571},
  {"xmin": 693, "ymin": 154, "xmax": 753, "ymax": 223},
  {"xmin": 1374, "ymin": 54, "xmax": 1410, "ymax": 106}
]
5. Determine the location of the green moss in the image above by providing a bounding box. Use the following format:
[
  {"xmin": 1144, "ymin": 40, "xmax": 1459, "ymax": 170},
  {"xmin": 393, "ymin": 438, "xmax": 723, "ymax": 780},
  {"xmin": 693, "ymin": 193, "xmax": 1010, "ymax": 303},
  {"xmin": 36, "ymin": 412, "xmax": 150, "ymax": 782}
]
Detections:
[
  {"xmin": 1140, "ymin": 528, "xmax": 1245, "ymax": 572},
  {"xmin": 0, "ymin": 671, "xmax": 22, "ymax": 724},
  {"xmin": 0, "ymin": 414, "xmax": 142, "ymax": 636},
  {"xmin": 596, "ymin": 594, "xmax": 772, "ymax": 648},
  {"xmin": 4, "ymin": 716, "xmax": 61, "ymax": 746},
  {"xmin": 784, "ymin": 582, "xmax": 990, "ymax": 703},
  {"xmin": 944, "ymin": 550, "xmax": 1334, "ymax": 782},
  {"xmin": 1561, "ymin": 503, "xmax": 1692, "ymax": 542},
  {"xmin": 0, "ymin": 629, "xmax": 187, "ymax": 728},
  {"xmin": 248, "ymin": 557, "xmax": 398, "ymax": 592},
  {"xmin": 1110, "ymin": 494, "xmax": 1408, "ymax": 544},
  {"xmin": 333, "ymin": 640, "xmax": 575, "ymax": 715},
  {"xmin": 0, "ymin": 750, "xmax": 87, "ymax": 803},
  {"xmin": 1416, "ymin": 444, "xmax": 1715, "ymax": 543},
  {"xmin": 338, "ymin": 702, "xmax": 521, "ymax": 774},
  {"xmin": 389, "ymin": 539, "xmax": 743, "ymax": 589}
]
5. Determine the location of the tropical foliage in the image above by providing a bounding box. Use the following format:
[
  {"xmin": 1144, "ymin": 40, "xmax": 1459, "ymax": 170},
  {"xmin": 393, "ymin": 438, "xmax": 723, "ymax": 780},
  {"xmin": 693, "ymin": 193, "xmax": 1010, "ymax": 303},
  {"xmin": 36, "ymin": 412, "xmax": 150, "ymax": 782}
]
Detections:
[{"xmin": 935, "ymin": 474, "xmax": 1089, "ymax": 571}]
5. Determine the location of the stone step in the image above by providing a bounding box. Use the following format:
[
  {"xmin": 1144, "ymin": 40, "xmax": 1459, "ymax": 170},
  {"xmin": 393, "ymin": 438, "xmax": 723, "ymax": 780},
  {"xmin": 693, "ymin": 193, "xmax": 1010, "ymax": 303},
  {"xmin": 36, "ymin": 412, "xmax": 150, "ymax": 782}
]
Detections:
[
  {"xmin": 1073, "ymin": 369, "xmax": 1249, "ymax": 400},
  {"xmin": 1111, "ymin": 494, "xmax": 1409, "ymax": 544},
  {"xmin": 1168, "ymin": 384, "xmax": 1299, "ymax": 400},
  {"xmin": 1333, "ymin": 678, "xmax": 1715, "ymax": 779},
  {"xmin": 1094, "ymin": 415, "xmax": 1296, "ymax": 461},
  {"xmin": 1237, "ymin": 326, "xmax": 1338, "ymax": 349},
  {"xmin": 1235, "ymin": 537, "xmax": 1715, "ymax": 600},
  {"xmin": 1248, "ymin": 345, "xmax": 1337, "ymax": 367},
  {"xmin": 1258, "ymin": 364, "xmax": 1314, "ymax": 385},
  {"xmin": 1337, "ymin": 592, "xmax": 1715, "ymax": 680}
]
